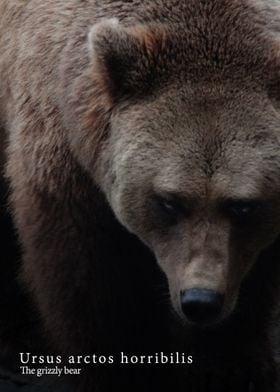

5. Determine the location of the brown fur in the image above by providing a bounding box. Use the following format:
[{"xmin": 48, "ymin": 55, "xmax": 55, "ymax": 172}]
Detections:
[{"xmin": 1, "ymin": 0, "xmax": 280, "ymax": 391}]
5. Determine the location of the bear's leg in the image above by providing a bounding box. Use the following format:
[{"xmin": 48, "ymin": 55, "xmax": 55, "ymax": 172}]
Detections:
[{"xmin": 7, "ymin": 162, "xmax": 169, "ymax": 391}]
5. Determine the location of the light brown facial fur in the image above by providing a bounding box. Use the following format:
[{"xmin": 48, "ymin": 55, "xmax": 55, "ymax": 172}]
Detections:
[
  {"xmin": 84, "ymin": 13, "xmax": 280, "ymax": 324},
  {"xmin": 96, "ymin": 85, "xmax": 280, "ymax": 324}
]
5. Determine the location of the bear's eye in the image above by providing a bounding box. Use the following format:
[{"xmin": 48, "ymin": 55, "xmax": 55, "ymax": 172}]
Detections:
[
  {"xmin": 153, "ymin": 195, "xmax": 187, "ymax": 225},
  {"xmin": 157, "ymin": 198, "xmax": 178, "ymax": 215},
  {"xmin": 226, "ymin": 201, "xmax": 260, "ymax": 224}
]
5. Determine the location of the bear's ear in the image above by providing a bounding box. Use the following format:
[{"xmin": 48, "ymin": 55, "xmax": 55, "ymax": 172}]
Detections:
[{"xmin": 88, "ymin": 19, "xmax": 166, "ymax": 100}]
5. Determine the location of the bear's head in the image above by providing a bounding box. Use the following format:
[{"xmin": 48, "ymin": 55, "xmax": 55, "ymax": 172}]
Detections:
[{"xmin": 64, "ymin": 11, "xmax": 280, "ymax": 327}]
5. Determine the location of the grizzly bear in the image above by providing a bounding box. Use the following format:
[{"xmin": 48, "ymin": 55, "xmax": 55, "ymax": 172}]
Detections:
[{"xmin": 1, "ymin": 0, "xmax": 280, "ymax": 391}]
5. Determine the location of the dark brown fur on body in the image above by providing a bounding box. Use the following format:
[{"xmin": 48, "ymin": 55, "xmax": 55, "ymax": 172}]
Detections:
[{"xmin": 1, "ymin": 0, "xmax": 280, "ymax": 391}]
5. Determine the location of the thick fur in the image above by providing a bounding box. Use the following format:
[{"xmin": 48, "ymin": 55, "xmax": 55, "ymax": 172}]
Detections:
[{"xmin": 1, "ymin": 1, "xmax": 280, "ymax": 391}]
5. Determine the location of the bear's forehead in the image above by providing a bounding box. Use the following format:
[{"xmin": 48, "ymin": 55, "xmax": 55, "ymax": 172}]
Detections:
[
  {"xmin": 117, "ymin": 83, "xmax": 279, "ymax": 144},
  {"xmin": 152, "ymin": 149, "xmax": 280, "ymax": 204},
  {"xmin": 114, "ymin": 84, "xmax": 280, "ymax": 199}
]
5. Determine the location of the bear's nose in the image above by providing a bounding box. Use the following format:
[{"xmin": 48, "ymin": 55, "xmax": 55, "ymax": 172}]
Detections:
[{"xmin": 180, "ymin": 288, "xmax": 224, "ymax": 325}]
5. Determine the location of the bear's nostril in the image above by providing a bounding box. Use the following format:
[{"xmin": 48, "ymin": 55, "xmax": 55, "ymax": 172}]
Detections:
[{"xmin": 180, "ymin": 288, "xmax": 224, "ymax": 325}]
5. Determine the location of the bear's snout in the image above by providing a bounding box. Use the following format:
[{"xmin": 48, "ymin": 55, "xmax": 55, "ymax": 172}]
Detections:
[{"xmin": 180, "ymin": 288, "xmax": 224, "ymax": 325}]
